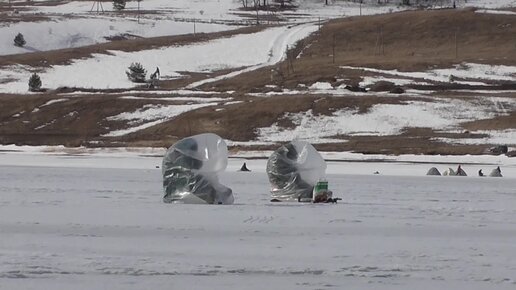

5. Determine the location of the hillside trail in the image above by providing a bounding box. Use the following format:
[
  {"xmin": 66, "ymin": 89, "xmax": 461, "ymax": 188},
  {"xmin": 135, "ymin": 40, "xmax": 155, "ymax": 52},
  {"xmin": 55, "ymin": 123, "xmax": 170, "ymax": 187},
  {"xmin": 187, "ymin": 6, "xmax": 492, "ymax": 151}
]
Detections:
[{"xmin": 186, "ymin": 22, "xmax": 318, "ymax": 89}]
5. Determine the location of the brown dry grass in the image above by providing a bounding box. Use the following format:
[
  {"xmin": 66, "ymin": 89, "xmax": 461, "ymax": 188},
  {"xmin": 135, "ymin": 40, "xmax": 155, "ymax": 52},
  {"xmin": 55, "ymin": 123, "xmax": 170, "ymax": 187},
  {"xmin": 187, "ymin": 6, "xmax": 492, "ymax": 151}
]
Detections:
[
  {"xmin": 1, "ymin": 8, "xmax": 515, "ymax": 155},
  {"xmin": 203, "ymin": 8, "xmax": 516, "ymax": 92}
]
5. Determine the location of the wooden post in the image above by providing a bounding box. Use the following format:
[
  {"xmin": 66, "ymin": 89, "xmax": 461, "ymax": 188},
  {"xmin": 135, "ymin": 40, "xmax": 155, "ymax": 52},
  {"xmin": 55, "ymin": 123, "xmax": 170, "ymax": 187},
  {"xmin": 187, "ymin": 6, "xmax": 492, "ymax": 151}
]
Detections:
[
  {"xmin": 375, "ymin": 26, "xmax": 380, "ymax": 55},
  {"xmin": 332, "ymin": 33, "xmax": 336, "ymax": 64},
  {"xmin": 455, "ymin": 28, "xmax": 458, "ymax": 59},
  {"xmin": 380, "ymin": 26, "xmax": 385, "ymax": 55}
]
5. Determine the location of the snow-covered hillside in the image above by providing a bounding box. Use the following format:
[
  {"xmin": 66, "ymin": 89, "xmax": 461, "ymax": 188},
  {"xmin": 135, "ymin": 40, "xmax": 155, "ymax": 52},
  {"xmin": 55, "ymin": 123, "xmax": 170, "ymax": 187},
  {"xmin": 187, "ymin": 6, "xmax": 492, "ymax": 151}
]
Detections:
[
  {"xmin": 0, "ymin": 24, "xmax": 318, "ymax": 92},
  {"xmin": 0, "ymin": 1, "xmax": 515, "ymax": 151},
  {"xmin": 0, "ymin": 0, "xmax": 400, "ymax": 56},
  {"xmin": 13, "ymin": 0, "xmax": 516, "ymax": 56}
]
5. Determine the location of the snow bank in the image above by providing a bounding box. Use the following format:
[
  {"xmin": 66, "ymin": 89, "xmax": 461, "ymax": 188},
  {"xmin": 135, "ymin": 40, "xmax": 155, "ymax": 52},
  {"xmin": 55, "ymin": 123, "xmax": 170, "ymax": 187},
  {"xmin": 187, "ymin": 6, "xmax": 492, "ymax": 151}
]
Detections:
[{"xmin": 256, "ymin": 98, "xmax": 515, "ymax": 143}]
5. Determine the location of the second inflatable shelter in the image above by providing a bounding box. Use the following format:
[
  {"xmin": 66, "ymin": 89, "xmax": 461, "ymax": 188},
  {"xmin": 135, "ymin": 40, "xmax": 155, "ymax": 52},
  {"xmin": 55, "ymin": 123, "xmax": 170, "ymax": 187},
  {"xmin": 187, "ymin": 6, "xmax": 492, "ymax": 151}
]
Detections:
[{"xmin": 266, "ymin": 140, "xmax": 329, "ymax": 202}]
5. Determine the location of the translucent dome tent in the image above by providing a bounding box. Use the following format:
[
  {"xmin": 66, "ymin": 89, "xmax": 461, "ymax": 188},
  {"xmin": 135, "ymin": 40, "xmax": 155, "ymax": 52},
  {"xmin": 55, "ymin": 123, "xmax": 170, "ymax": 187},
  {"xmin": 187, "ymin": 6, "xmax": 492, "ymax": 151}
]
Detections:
[
  {"xmin": 162, "ymin": 133, "xmax": 234, "ymax": 204},
  {"xmin": 266, "ymin": 140, "xmax": 327, "ymax": 201}
]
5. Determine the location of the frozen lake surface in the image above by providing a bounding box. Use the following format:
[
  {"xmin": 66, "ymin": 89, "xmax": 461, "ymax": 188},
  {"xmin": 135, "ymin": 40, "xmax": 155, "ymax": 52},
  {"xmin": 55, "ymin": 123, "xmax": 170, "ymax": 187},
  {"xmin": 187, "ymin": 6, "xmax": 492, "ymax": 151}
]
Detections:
[{"xmin": 1, "ymin": 153, "xmax": 516, "ymax": 289}]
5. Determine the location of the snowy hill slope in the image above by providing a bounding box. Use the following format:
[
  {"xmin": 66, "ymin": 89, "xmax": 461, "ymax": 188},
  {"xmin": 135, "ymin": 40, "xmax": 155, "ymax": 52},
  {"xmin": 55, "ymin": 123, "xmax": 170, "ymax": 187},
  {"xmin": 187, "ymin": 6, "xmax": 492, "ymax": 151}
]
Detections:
[{"xmin": 0, "ymin": 2, "xmax": 515, "ymax": 154}]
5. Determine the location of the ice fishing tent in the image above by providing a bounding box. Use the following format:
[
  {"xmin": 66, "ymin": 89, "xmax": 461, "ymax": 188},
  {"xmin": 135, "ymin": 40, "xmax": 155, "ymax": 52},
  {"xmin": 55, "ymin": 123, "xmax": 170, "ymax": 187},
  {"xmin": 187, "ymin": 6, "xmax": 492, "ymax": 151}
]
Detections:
[
  {"xmin": 266, "ymin": 141, "xmax": 327, "ymax": 201},
  {"xmin": 162, "ymin": 133, "xmax": 234, "ymax": 204},
  {"xmin": 426, "ymin": 167, "xmax": 441, "ymax": 176},
  {"xmin": 489, "ymin": 167, "xmax": 503, "ymax": 177}
]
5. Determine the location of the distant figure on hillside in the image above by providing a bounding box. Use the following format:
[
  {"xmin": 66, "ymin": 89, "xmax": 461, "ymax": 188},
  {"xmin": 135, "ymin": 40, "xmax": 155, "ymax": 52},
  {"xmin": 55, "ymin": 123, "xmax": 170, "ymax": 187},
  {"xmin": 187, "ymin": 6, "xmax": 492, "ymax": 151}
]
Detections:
[
  {"xmin": 489, "ymin": 166, "xmax": 502, "ymax": 177},
  {"xmin": 148, "ymin": 67, "xmax": 161, "ymax": 88},
  {"xmin": 478, "ymin": 169, "xmax": 484, "ymax": 177},
  {"xmin": 456, "ymin": 165, "xmax": 467, "ymax": 176},
  {"xmin": 239, "ymin": 162, "xmax": 251, "ymax": 172},
  {"xmin": 151, "ymin": 67, "xmax": 160, "ymax": 79}
]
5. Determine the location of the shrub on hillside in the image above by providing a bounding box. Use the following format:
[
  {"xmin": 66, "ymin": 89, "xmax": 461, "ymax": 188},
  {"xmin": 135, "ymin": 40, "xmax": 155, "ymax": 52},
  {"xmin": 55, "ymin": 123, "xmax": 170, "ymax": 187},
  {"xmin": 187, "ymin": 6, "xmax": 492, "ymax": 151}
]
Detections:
[
  {"xmin": 113, "ymin": 0, "xmax": 126, "ymax": 11},
  {"xmin": 28, "ymin": 73, "xmax": 42, "ymax": 92},
  {"xmin": 126, "ymin": 62, "xmax": 147, "ymax": 83},
  {"xmin": 14, "ymin": 33, "xmax": 26, "ymax": 47}
]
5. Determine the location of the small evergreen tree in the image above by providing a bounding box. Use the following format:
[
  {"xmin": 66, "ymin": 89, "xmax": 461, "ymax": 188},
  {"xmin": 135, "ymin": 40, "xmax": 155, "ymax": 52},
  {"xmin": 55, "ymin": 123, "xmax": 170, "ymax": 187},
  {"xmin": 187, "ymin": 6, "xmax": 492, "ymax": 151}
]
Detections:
[
  {"xmin": 14, "ymin": 33, "xmax": 26, "ymax": 47},
  {"xmin": 28, "ymin": 73, "xmax": 42, "ymax": 92},
  {"xmin": 113, "ymin": 0, "xmax": 126, "ymax": 11},
  {"xmin": 126, "ymin": 62, "xmax": 147, "ymax": 83}
]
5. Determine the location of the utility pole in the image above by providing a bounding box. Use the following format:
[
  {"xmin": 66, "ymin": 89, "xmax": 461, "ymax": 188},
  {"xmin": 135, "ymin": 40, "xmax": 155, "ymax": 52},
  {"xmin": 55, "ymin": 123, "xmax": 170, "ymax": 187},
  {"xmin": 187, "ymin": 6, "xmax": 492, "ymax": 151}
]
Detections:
[
  {"xmin": 375, "ymin": 26, "xmax": 384, "ymax": 56},
  {"xmin": 332, "ymin": 33, "xmax": 336, "ymax": 64},
  {"xmin": 137, "ymin": 0, "xmax": 142, "ymax": 24},
  {"xmin": 454, "ymin": 28, "xmax": 458, "ymax": 59},
  {"xmin": 90, "ymin": 1, "xmax": 104, "ymax": 13}
]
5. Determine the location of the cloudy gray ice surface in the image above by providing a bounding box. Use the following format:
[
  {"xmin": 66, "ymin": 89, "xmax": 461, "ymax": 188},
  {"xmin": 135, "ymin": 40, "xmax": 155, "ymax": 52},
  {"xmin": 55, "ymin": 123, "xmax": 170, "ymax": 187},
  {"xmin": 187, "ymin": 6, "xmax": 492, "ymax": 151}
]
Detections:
[{"xmin": 1, "ymin": 157, "xmax": 516, "ymax": 289}]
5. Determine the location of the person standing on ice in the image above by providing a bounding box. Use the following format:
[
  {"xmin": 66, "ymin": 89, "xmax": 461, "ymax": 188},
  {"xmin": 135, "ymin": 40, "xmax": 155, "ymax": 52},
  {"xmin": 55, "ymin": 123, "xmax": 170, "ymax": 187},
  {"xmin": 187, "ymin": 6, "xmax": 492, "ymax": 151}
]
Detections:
[{"xmin": 456, "ymin": 165, "xmax": 467, "ymax": 176}]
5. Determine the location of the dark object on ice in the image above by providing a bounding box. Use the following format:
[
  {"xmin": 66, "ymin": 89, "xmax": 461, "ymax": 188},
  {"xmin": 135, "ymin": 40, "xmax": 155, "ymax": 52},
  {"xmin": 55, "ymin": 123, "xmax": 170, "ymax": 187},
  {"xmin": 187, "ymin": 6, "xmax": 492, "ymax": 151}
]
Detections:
[
  {"xmin": 344, "ymin": 84, "xmax": 367, "ymax": 92},
  {"xmin": 270, "ymin": 198, "xmax": 282, "ymax": 202},
  {"xmin": 389, "ymin": 86, "xmax": 405, "ymax": 94},
  {"xmin": 327, "ymin": 197, "xmax": 342, "ymax": 204},
  {"xmin": 373, "ymin": 171, "xmax": 380, "ymax": 175},
  {"xmin": 427, "ymin": 167, "xmax": 441, "ymax": 176},
  {"xmin": 14, "ymin": 32, "xmax": 26, "ymax": 47},
  {"xmin": 489, "ymin": 145, "xmax": 508, "ymax": 155},
  {"xmin": 368, "ymin": 81, "xmax": 395, "ymax": 92},
  {"xmin": 239, "ymin": 162, "xmax": 251, "ymax": 172},
  {"xmin": 489, "ymin": 166, "xmax": 502, "ymax": 177},
  {"xmin": 309, "ymin": 195, "xmax": 341, "ymax": 204},
  {"xmin": 312, "ymin": 189, "xmax": 330, "ymax": 203},
  {"xmin": 162, "ymin": 133, "xmax": 234, "ymax": 204},
  {"xmin": 267, "ymin": 141, "xmax": 326, "ymax": 201},
  {"xmin": 478, "ymin": 169, "xmax": 484, "ymax": 177},
  {"xmin": 456, "ymin": 165, "xmax": 467, "ymax": 176}
]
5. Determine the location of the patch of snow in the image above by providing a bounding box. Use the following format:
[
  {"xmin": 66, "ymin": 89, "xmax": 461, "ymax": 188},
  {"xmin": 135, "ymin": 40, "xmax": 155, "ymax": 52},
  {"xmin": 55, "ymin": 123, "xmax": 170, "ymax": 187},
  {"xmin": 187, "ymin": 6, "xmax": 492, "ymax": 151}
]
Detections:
[
  {"xmin": 103, "ymin": 103, "xmax": 217, "ymax": 137},
  {"xmin": 40, "ymin": 98, "xmax": 69, "ymax": 107},
  {"xmin": 360, "ymin": 76, "xmax": 427, "ymax": 87},
  {"xmin": 223, "ymin": 101, "xmax": 243, "ymax": 106},
  {"xmin": 465, "ymin": 0, "xmax": 516, "ymax": 9},
  {"xmin": 309, "ymin": 82, "xmax": 333, "ymax": 90},
  {"xmin": 119, "ymin": 96, "xmax": 229, "ymax": 103},
  {"xmin": 436, "ymin": 129, "xmax": 516, "ymax": 146},
  {"xmin": 476, "ymin": 9, "xmax": 516, "ymax": 15},
  {"xmin": 257, "ymin": 98, "xmax": 515, "ymax": 142},
  {"xmin": 342, "ymin": 63, "xmax": 516, "ymax": 84},
  {"xmin": 0, "ymin": 25, "xmax": 317, "ymax": 93},
  {"xmin": 0, "ymin": 17, "xmax": 238, "ymax": 56},
  {"xmin": 186, "ymin": 23, "xmax": 318, "ymax": 88}
]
